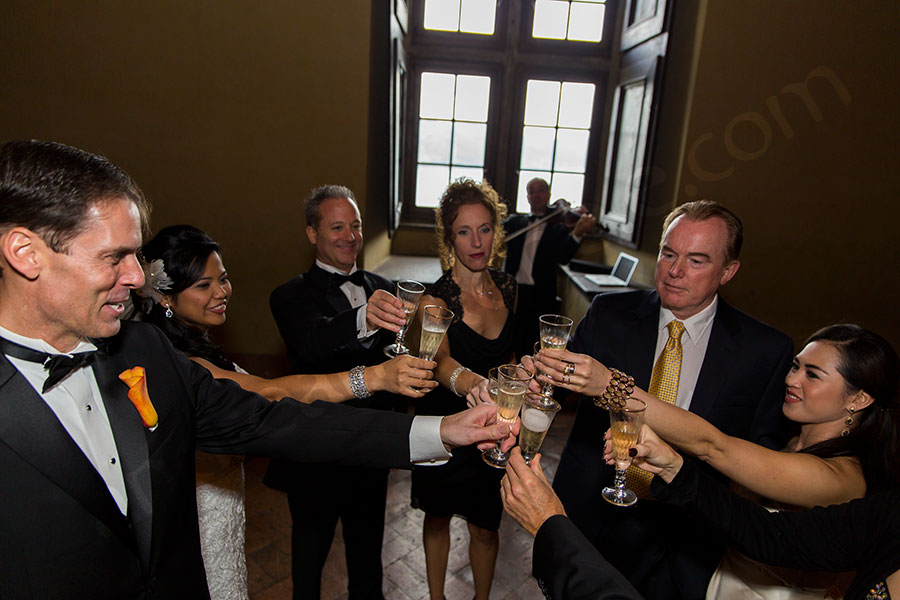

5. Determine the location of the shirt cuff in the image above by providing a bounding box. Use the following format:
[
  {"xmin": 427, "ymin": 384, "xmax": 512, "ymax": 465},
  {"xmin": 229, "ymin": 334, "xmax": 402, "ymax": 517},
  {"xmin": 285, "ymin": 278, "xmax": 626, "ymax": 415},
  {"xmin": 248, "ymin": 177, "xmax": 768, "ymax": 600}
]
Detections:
[
  {"xmin": 356, "ymin": 305, "xmax": 379, "ymax": 340},
  {"xmin": 409, "ymin": 415, "xmax": 451, "ymax": 465},
  {"xmin": 571, "ymin": 232, "xmax": 584, "ymax": 243}
]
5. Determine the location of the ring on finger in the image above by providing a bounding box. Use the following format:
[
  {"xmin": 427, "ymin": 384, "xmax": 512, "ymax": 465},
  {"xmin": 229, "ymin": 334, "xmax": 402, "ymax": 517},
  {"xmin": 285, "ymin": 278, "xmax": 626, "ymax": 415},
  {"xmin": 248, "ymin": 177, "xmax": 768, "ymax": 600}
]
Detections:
[
  {"xmin": 564, "ymin": 363, "xmax": 575, "ymax": 375},
  {"xmin": 564, "ymin": 373, "xmax": 570, "ymax": 384}
]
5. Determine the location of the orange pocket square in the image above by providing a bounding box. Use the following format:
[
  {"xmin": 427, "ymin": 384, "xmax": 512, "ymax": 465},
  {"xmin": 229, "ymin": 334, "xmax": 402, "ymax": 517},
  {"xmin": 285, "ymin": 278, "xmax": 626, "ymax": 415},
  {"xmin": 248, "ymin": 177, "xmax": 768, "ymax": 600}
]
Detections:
[{"xmin": 119, "ymin": 366, "xmax": 159, "ymax": 429}]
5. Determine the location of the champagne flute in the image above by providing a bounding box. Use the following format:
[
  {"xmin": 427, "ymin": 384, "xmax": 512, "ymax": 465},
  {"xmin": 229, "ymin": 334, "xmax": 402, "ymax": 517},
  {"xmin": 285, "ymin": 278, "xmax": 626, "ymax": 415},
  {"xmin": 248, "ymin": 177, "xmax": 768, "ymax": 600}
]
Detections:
[
  {"xmin": 384, "ymin": 279, "xmax": 426, "ymax": 357},
  {"xmin": 519, "ymin": 394, "xmax": 561, "ymax": 465},
  {"xmin": 482, "ymin": 363, "xmax": 532, "ymax": 469},
  {"xmin": 418, "ymin": 305, "xmax": 454, "ymax": 360},
  {"xmin": 487, "ymin": 367, "xmax": 499, "ymax": 403},
  {"xmin": 602, "ymin": 397, "xmax": 647, "ymax": 507},
  {"xmin": 538, "ymin": 314, "xmax": 574, "ymax": 398}
]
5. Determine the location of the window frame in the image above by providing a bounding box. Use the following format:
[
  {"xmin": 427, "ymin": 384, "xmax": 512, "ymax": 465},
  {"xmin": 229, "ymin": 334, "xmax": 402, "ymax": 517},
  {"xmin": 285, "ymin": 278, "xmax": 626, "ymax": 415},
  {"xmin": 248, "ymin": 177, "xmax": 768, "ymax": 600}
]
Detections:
[
  {"xmin": 506, "ymin": 64, "xmax": 610, "ymax": 214},
  {"xmin": 401, "ymin": 58, "xmax": 506, "ymax": 222}
]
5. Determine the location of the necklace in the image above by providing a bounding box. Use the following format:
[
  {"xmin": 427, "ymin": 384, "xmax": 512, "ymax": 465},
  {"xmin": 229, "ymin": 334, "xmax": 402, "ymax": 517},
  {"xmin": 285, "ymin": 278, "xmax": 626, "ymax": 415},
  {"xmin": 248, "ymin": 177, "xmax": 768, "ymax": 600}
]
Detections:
[{"xmin": 460, "ymin": 272, "xmax": 498, "ymax": 310}]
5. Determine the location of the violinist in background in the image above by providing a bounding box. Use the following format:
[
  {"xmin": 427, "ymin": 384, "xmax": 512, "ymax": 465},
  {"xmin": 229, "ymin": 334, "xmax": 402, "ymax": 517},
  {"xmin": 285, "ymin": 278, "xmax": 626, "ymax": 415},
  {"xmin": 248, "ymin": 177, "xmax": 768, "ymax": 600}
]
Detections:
[{"xmin": 504, "ymin": 177, "xmax": 597, "ymax": 359}]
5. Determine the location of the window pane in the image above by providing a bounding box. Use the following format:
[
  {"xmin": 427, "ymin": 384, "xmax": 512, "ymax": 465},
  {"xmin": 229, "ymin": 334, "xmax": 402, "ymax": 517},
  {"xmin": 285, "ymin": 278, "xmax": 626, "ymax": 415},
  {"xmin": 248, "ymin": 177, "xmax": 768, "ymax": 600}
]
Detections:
[
  {"xmin": 558, "ymin": 82, "xmax": 595, "ymax": 128},
  {"xmin": 451, "ymin": 165, "xmax": 484, "ymax": 182},
  {"xmin": 420, "ymin": 72, "xmax": 456, "ymax": 119},
  {"xmin": 568, "ymin": 2, "xmax": 605, "ymax": 42},
  {"xmin": 532, "ymin": 0, "xmax": 569, "ymax": 40},
  {"xmin": 610, "ymin": 84, "xmax": 645, "ymax": 215},
  {"xmin": 418, "ymin": 119, "xmax": 453, "ymax": 163},
  {"xmin": 554, "ymin": 128, "xmax": 590, "ymax": 171},
  {"xmin": 550, "ymin": 172, "xmax": 585, "ymax": 205},
  {"xmin": 524, "ymin": 80, "xmax": 561, "ymax": 127},
  {"xmin": 459, "ymin": 0, "xmax": 496, "ymax": 35},
  {"xmin": 416, "ymin": 164, "xmax": 451, "ymax": 207},
  {"xmin": 516, "ymin": 170, "xmax": 552, "ymax": 213},
  {"xmin": 452, "ymin": 122, "xmax": 487, "ymax": 166},
  {"xmin": 454, "ymin": 75, "xmax": 491, "ymax": 122},
  {"xmin": 424, "ymin": 0, "xmax": 461, "ymax": 32},
  {"xmin": 520, "ymin": 126, "xmax": 556, "ymax": 170}
]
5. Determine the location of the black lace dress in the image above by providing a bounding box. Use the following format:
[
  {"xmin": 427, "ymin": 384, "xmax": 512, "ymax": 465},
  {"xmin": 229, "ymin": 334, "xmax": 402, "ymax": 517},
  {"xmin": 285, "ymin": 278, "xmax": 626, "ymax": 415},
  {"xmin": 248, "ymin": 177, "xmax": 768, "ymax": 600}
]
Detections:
[{"xmin": 410, "ymin": 268, "xmax": 517, "ymax": 531}]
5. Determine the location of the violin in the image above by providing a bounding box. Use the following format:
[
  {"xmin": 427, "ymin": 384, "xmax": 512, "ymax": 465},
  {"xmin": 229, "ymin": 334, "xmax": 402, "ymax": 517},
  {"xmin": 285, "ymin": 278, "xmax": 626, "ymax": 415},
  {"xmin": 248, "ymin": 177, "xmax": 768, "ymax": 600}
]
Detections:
[{"xmin": 506, "ymin": 198, "xmax": 604, "ymax": 241}]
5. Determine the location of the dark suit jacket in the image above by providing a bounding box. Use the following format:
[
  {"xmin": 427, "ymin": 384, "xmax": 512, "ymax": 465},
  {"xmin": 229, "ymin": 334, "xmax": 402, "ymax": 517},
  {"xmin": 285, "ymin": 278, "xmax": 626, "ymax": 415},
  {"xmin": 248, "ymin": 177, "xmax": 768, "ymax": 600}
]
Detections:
[
  {"xmin": 0, "ymin": 321, "xmax": 413, "ymax": 599},
  {"xmin": 534, "ymin": 463, "xmax": 900, "ymax": 600},
  {"xmin": 553, "ymin": 289, "xmax": 793, "ymax": 600},
  {"xmin": 534, "ymin": 515, "xmax": 644, "ymax": 600},
  {"xmin": 265, "ymin": 264, "xmax": 400, "ymax": 491},
  {"xmin": 504, "ymin": 215, "xmax": 580, "ymax": 297}
]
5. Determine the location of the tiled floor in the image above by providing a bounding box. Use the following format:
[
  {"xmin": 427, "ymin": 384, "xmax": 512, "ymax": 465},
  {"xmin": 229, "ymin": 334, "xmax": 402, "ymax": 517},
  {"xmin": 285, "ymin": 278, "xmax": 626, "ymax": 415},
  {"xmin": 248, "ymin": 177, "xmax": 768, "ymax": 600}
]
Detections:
[{"xmin": 244, "ymin": 407, "xmax": 575, "ymax": 600}]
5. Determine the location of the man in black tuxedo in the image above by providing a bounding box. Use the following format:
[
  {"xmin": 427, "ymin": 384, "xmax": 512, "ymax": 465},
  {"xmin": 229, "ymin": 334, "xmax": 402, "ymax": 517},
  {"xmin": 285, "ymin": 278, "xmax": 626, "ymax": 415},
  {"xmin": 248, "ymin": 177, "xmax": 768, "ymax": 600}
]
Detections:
[
  {"xmin": 0, "ymin": 141, "xmax": 510, "ymax": 599},
  {"xmin": 552, "ymin": 200, "xmax": 793, "ymax": 600},
  {"xmin": 504, "ymin": 177, "xmax": 597, "ymax": 359},
  {"xmin": 265, "ymin": 185, "xmax": 411, "ymax": 599}
]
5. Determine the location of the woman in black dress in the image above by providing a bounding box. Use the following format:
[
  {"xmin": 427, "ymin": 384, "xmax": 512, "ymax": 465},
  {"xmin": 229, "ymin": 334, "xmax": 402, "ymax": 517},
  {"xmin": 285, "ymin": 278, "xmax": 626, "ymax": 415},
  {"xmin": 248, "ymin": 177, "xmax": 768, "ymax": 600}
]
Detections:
[{"xmin": 410, "ymin": 179, "xmax": 516, "ymax": 600}]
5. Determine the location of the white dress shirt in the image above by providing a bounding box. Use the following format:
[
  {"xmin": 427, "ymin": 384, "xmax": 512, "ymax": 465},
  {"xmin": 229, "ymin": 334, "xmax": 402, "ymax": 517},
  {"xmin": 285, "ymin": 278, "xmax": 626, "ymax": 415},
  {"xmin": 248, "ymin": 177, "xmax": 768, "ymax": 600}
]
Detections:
[
  {"xmin": 653, "ymin": 296, "xmax": 718, "ymax": 410},
  {"xmin": 0, "ymin": 324, "xmax": 128, "ymax": 514},
  {"xmin": 316, "ymin": 259, "xmax": 379, "ymax": 339}
]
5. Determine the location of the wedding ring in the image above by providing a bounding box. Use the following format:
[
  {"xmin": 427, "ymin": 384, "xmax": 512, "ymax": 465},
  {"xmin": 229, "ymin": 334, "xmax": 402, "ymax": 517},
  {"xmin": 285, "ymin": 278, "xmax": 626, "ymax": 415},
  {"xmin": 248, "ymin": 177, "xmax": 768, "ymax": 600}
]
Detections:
[
  {"xmin": 564, "ymin": 363, "xmax": 575, "ymax": 375},
  {"xmin": 564, "ymin": 374, "xmax": 570, "ymax": 385}
]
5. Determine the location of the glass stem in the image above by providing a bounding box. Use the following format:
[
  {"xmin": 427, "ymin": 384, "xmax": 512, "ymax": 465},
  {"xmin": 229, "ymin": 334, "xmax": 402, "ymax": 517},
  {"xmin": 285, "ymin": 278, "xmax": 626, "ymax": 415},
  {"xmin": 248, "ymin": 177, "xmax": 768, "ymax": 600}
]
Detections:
[
  {"xmin": 614, "ymin": 467, "xmax": 627, "ymax": 498},
  {"xmin": 394, "ymin": 326, "xmax": 407, "ymax": 348}
]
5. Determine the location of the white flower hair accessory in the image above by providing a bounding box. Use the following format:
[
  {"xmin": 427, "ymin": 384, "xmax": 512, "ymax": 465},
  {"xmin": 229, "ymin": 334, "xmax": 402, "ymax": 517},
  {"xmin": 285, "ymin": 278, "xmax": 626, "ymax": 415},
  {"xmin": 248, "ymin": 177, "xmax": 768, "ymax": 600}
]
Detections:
[{"xmin": 135, "ymin": 258, "xmax": 174, "ymax": 314}]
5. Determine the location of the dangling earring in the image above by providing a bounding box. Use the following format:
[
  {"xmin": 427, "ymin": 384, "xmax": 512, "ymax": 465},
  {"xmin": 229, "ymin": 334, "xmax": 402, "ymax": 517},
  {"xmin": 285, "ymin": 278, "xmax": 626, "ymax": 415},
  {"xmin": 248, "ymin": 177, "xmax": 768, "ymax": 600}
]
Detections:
[
  {"xmin": 841, "ymin": 406, "xmax": 856, "ymax": 437},
  {"xmin": 164, "ymin": 304, "xmax": 173, "ymax": 319}
]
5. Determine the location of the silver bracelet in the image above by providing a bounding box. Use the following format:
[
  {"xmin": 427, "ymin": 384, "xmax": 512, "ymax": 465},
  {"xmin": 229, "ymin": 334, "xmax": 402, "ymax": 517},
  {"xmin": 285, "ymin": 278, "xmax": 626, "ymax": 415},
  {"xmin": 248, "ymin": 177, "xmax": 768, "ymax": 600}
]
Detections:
[
  {"xmin": 349, "ymin": 365, "xmax": 372, "ymax": 399},
  {"xmin": 449, "ymin": 366, "xmax": 472, "ymax": 397}
]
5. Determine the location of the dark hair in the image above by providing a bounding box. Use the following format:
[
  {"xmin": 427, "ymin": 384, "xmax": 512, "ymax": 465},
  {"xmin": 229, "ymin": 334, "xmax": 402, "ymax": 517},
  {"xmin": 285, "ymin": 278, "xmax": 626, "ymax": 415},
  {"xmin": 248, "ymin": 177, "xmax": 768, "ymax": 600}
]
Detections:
[
  {"xmin": 800, "ymin": 324, "xmax": 900, "ymax": 493},
  {"xmin": 139, "ymin": 225, "xmax": 234, "ymax": 371},
  {"xmin": 434, "ymin": 178, "xmax": 507, "ymax": 271},
  {"xmin": 661, "ymin": 200, "xmax": 743, "ymax": 264},
  {"xmin": 0, "ymin": 140, "xmax": 150, "ymax": 253},
  {"xmin": 304, "ymin": 184, "xmax": 357, "ymax": 229}
]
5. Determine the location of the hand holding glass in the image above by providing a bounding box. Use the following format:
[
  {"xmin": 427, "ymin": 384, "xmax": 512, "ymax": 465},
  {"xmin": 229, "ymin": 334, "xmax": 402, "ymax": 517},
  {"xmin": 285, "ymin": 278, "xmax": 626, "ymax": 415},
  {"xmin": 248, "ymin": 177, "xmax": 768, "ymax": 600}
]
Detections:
[
  {"xmin": 538, "ymin": 314, "xmax": 574, "ymax": 397},
  {"xmin": 418, "ymin": 305, "xmax": 454, "ymax": 360},
  {"xmin": 384, "ymin": 280, "xmax": 426, "ymax": 357},
  {"xmin": 482, "ymin": 364, "xmax": 532, "ymax": 469},
  {"xmin": 602, "ymin": 397, "xmax": 647, "ymax": 507}
]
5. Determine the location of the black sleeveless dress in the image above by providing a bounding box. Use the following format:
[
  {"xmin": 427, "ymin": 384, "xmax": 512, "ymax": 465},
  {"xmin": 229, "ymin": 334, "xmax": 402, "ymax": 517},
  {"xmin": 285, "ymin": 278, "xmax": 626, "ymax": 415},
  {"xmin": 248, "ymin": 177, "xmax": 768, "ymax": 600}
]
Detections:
[{"xmin": 410, "ymin": 268, "xmax": 517, "ymax": 531}]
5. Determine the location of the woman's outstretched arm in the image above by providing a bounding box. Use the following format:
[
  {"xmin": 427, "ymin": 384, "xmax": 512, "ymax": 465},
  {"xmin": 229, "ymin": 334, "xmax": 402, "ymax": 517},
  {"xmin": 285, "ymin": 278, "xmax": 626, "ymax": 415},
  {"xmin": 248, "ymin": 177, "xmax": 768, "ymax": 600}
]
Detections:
[
  {"xmin": 535, "ymin": 349, "xmax": 866, "ymax": 508},
  {"xmin": 190, "ymin": 355, "xmax": 437, "ymax": 404}
]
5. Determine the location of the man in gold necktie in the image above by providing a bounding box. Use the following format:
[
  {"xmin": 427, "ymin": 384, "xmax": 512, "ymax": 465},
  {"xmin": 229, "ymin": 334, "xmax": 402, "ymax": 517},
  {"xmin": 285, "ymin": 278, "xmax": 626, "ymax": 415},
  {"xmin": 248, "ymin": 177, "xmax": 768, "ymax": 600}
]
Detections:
[{"xmin": 553, "ymin": 200, "xmax": 794, "ymax": 600}]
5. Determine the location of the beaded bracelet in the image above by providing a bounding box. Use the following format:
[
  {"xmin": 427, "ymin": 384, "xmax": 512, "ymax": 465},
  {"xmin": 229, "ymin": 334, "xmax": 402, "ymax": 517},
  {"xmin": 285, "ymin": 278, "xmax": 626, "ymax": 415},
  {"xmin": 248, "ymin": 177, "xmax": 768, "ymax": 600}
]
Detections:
[
  {"xmin": 593, "ymin": 368, "xmax": 634, "ymax": 410},
  {"xmin": 349, "ymin": 365, "xmax": 372, "ymax": 399},
  {"xmin": 449, "ymin": 365, "xmax": 473, "ymax": 397}
]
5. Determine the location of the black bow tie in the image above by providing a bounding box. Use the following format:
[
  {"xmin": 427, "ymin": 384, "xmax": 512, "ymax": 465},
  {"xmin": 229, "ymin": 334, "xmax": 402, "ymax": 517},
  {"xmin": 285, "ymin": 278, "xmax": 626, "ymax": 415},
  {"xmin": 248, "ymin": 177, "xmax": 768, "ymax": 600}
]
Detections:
[
  {"xmin": 0, "ymin": 336, "xmax": 99, "ymax": 393},
  {"xmin": 330, "ymin": 270, "xmax": 366, "ymax": 288}
]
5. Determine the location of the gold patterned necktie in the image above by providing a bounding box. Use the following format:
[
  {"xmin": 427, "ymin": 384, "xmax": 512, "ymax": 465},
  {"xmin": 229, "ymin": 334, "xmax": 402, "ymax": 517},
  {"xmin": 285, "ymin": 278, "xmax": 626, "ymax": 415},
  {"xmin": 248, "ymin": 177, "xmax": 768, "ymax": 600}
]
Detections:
[{"xmin": 626, "ymin": 319, "xmax": 685, "ymax": 497}]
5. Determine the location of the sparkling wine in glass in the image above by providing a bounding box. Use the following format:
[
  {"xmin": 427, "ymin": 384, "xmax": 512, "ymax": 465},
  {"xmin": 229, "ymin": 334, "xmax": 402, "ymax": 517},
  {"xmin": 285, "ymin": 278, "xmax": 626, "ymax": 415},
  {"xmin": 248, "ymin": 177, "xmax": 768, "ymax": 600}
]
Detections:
[
  {"xmin": 602, "ymin": 397, "xmax": 647, "ymax": 507},
  {"xmin": 518, "ymin": 394, "xmax": 561, "ymax": 465},
  {"xmin": 538, "ymin": 314, "xmax": 574, "ymax": 397},
  {"xmin": 384, "ymin": 280, "xmax": 426, "ymax": 358},
  {"xmin": 482, "ymin": 363, "xmax": 532, "ymax": 469},
  {"xmin": 418, "ymin": 305, "xmax": 454, "ymax": 360}
]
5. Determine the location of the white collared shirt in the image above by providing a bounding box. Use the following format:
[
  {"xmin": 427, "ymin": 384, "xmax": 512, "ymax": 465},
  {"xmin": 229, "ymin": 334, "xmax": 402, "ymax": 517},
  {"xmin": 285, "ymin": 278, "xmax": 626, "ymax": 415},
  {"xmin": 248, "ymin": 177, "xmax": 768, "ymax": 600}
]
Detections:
[
  {"xmin": 653, "ymin": 296, "xmax": 718, "ymax": 410},
  {"xmin": 515, "ymin": 221, "xmax": 546, "ymax": 286},
  {"xmin": 0, "ymin": 324, "xmax": 128, "ymax": 514},
  {"xmin": 316, "ymin": 259, "xmax": 378, "ymax": 339}
]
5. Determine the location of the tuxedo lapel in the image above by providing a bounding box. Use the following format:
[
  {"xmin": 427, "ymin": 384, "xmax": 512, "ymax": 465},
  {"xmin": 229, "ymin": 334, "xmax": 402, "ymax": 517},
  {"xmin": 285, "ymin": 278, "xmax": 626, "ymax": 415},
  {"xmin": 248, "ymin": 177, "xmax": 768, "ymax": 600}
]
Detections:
[
  {"xmin": 0, "ymin": 357, "xmax": 132, "ymax": 543},
  {"xmin": 309, "ymin": 264, "xmax": 353, "ymax": 316},
  {"xmin": 690, "ymin": 300, "xmax": 740, "ymax": 420},
  {"xmin": 93, "ymin": 350, "xmax": 154, "ymax": 571}
]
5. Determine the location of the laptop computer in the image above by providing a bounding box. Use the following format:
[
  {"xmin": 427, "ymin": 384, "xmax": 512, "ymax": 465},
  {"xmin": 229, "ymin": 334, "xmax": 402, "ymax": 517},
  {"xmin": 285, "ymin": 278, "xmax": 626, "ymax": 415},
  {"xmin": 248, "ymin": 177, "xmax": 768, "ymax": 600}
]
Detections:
[{"xmin": 585, "ymin": 252, "xmax": 639, "ymax": 287}]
